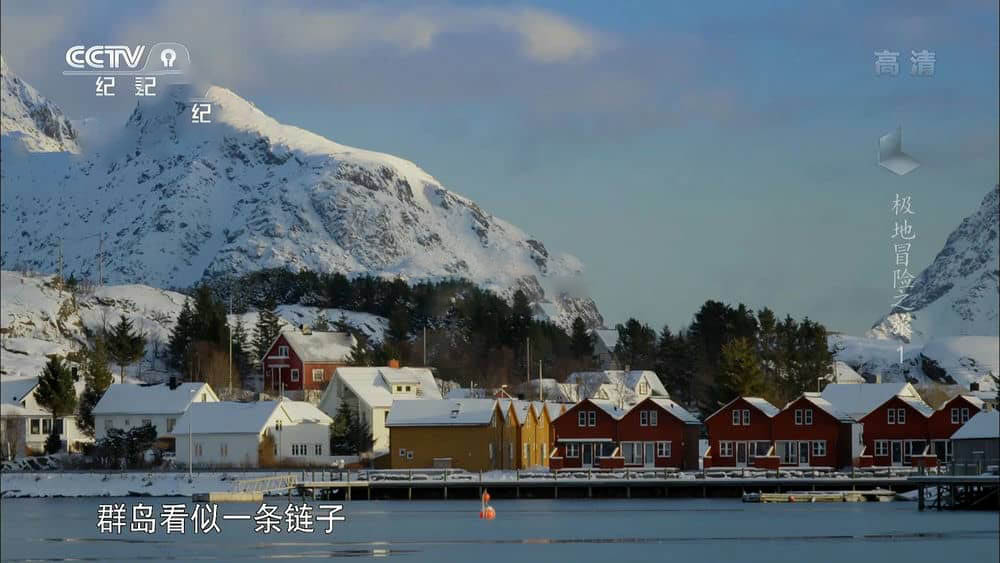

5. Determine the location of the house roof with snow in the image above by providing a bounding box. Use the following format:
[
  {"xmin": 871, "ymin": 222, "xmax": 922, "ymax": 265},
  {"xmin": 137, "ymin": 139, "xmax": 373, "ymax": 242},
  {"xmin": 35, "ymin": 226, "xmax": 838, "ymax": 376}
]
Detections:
[
  {"xmin": 797, "ymin": 393, "xmax": 855, "ymax": 422},
  {"xmin": 705, "ymin": 396, "xmax": 780, "ymax": 422},
  {"xmin": 277, "ymin": 398, "xmax": 333, "ymax": 424},
  {"xmin": 264, "ymin": 330, "xmax": 357, "ymax": 363},
  {"xmin": 820, "ymin": 382, "xmax": 932, "ymax": 419},
  {"xmin": 532, "ymin": 401, "xmax": 566, "ymax": 421},
  {"xmin": 500, "ymin": 399, "xmax": 535, "ymax": 424},
  {"xmin": 955, "ymin": 395, "xmax": 986, "ymax": 410},
  {"xmin": 324, "ymin": 367, "xmax": 443, "ymax": 409},
  {"xmin": 169, "ymin": 401, "xmax": 281, "ymax": 435},
  {"xmin": 93, "ymin": 382, "xmax": 217, "ymax": 416},
  {"xmin": 951, "ymin": 410, "xmax": 999, "ymax": 440},
  {"xmin": 568, "ymin": 370, "xmax": 668, "ymax": 406},
  {"xmin": 1, "ymin": 377, "xmax": 41, "ymax": 405},
  {"xmin": 386, "ymin": 399, "xmax": 499, "ymax": 427},
  {"xmin": 647, "ymin": 397, "xmax": 700, "ymax": 424},
  {"xmin": 588, "ymin": 399, "xmax": 627, "ymax": 420},
  {"xmin": 830, "ymin": 361, "xmax": 866, "ymax": 384},
  {"xmin": 0, "ymin": 402, "xmax": 47, "ymax": 417}
]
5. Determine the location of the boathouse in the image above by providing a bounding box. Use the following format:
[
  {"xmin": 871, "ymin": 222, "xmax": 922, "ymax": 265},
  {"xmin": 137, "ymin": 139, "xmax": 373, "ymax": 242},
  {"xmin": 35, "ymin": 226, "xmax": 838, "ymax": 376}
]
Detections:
[
  {"xmin": 703, "ymin": 396, "xmax": 778, "ymax": 469},
  {"xmin": 771, "ymin": 393, "xmax": 861, "ymax": 469}
]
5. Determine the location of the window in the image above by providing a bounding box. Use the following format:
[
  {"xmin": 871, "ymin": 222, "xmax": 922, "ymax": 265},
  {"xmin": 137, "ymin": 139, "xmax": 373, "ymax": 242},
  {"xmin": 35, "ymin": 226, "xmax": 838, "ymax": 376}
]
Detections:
[
  {"xmin": 488, "ymin": 444, "xmax": 494, "ymax": 459},
  {"xmin": 874, "ymin": 440, "xmax": 889, "ymax": 456},
  {"xmin": 54, "ymin": 419, "xmax": 64, "ymax": 435},
  {"xmin": 778, "ymin": 442, "xmax": 797, "ymax": 464},
  {"xmin": 812, "ymin": 441, "xmax": 826, "ymax": 457},
  {"xmin": 649, "ymin": 410, "xmax": 657, "ymax": 426},
  {"xmin": 961, "ymin": 408, "xmax": 970, "ymax": 423},
  {"xmin": 42, "ymin": 419, "xmax": 52, "ymax": 434},
  {"xmin": 622, "ymin": 442, "xmax": 643, "ymax": 464},
  {"xmin": 315, "ymin": 444, "xmax": 322, "ymax": 455},
  {"xmin": 638, "ymin": 381, "xmax": 649, "ymax": 395},
  {"xmin": 30, "ymin": 419, "xmax": 40, "ymax": 435},
  {"xmin": 405, "ymin": 385, "xmax": 411, "ymax": 392},
  {"xmin": 312, "ymin": 369, "xmax": 324, "ymax": 382},
  {"xmin": 794, "ymin": 409, "xmax": 803, "ymax": 425},
  {"xmin": 166, "ymin": 417, "xmax": 176, "ymax": 432},
  {"xmin": 719, "ymin": 441, "xmax": 734, "ymax": 457},
  {"xmin": 804, "ymin": 409, "xmax": 813, "ymax": 425},
  {"xmin": 656, "ymin": 441, "xmax": 671, "ymax": 458},
  {"xmin": 399, "ymin": 448, "xmax": 407, "ymax": 457},
  {"xmin": 733, "ymin": 410, "xmax": 741, "ymax": 425},
  {"xmin": 141, "ymin": 419, "xmax": 151, "ymax": 427},
  {"xmin": 290, "ymin": 369, "xmax": 300, "ymax": 382},
  {"xmin": 277, "ymin": 346, "xmax": 289, "ymax": 357},
  {"xmin": 406, "ymin": 451, "xmax": 413, "ymax": 460},
  {"xmin": 888, "ymin": 409, "xmax": 896, "ymax": 424},
  {"xmin": 587, "ymin": 411, "xmax": 597, "ymax": 427},
  {"xmin": 275, "ymin": 420, "xmax": 283, "ymax": 430},
  {"xmin": 640, "ymin": 411, "xmax": 649, "ymax": 426},
  {"xmin": 384, "ymin": 411, "xmax": 389, "ymax": 423},
  {"xmin": 220, "ymin": 443, "xmax": 228, "ymax": 457},
  {"xmin": 897, "ymin": 408, "xmax": 905, "ymax": 424},
  {"xmin": 566, "ymin": 443, "xmax": 580, "ymax": 458},
  {"xmin": 951, "ymin": 408, "xmax": 960, "ymax": 424},
  {"xmin": 195, "ymin": 443, "xmax": 203, "ymax": 457},
  {"xmin": 742, "ymin": 409, "xmax": 750, "ymax": 425},
  {"xmin": 578, "ymin": 411, "xmax": 587, "ymax": 427}
]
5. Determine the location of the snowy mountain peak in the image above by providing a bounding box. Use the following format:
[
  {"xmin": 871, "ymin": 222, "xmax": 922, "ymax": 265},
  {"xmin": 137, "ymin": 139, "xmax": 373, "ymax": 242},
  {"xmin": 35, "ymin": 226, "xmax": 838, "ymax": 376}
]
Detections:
[
  {"xmin": 0, "ymin": 55, "xmax": 79, "ymax": 153},
  {"xmin": 1, "ymin": 71, "xmax": 602, "ymax": 329},
  {"xmin": 869, "ymin": 185, "xmax": 999, "ymax": 342}
]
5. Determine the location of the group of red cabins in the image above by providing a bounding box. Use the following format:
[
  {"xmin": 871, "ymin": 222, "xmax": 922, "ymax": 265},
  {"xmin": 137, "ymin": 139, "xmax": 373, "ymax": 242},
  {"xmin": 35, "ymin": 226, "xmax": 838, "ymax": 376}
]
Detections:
[{"xmin": 548, "ymin": 383, "xmax": 986, "ymax": 471}]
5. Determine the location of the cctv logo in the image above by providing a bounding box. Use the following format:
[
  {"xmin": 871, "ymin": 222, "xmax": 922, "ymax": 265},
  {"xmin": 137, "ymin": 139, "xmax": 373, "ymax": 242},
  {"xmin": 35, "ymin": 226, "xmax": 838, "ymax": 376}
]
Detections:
[{"xmin": 65, "ymin": 45, "xmax": 146, "ymax": 69}]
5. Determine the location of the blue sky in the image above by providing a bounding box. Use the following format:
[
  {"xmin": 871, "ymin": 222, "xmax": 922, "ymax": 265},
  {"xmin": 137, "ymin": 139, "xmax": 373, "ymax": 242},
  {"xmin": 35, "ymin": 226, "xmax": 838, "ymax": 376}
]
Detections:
[{"xmin": 2, "ymin": 1, "xmax": 997, "ymax": 334}]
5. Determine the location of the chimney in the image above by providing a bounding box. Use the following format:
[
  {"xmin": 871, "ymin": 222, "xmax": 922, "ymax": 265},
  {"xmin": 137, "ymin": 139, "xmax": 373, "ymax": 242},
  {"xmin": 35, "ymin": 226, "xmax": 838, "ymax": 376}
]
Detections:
[
  {"xmin": 169, "ymin": 376, "xmax": 178, "ymax": 390},
  {"xmin": 389, "ymin": 359, "xmax": 400, "ymax": 369}
]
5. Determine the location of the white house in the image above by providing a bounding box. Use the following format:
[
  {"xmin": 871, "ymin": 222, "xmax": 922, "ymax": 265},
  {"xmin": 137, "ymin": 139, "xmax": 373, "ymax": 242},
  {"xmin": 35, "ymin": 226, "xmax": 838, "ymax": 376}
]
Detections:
[
  {"xmin": 92, "ymin": 382, "xmax": 219, "ymax": 441},
  {"xmin": 567, "ymin": 370, "xmax": 669, "ymax": 408},
  {"xmin": 590, "ymin": 329, "xmax": 620, "ymax": 369},
  {"xmin": 317, "ymin": 366, "xmax": 443, "ymax": 453},
  {"xmin": 170, "ymin": 399, "xmax": 333, "ymax": 468},
  {"xmin": 0, "ymin": 376, "xmax": 90, "ymax": 454}
]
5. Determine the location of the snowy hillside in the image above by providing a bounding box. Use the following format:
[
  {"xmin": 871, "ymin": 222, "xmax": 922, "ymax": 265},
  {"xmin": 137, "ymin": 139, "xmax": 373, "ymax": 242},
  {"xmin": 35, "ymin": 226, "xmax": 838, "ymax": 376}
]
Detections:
[
  {"xmin": 870, "ymin": 185, "xmax": 999, "ymax": 343},
  {"xmin": 0, "ymin": 57, "xmax": 601, "ymax": 330},
  {"xmin": 830, "ymin": 333, "xmax": 998, "ymax": 391},
  {"xmin": 0, "ymin": 271, "xmax": 386, "ymax": 382},
  {"xmin": 0, "ymin": 55, "xmax": 78, "ymax": 153}
]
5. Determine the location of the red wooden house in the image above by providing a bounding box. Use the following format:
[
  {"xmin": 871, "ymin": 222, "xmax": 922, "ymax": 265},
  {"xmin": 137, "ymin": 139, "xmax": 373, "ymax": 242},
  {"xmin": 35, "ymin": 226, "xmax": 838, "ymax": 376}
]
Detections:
[
  {"xmin": 703, "ymin": 397, "xmax": 778, "ymax": 469},
  {"xmin": 927, "ymin": 394, "xmax": 984, "ymax": 461},
  {"xmin": 260, "ymin": 329, "xmax": 356, "ymax": 395},
  {"xmin": 770, "ymin": 394, "xmax": 861, "ymax": 469},
  {"xmin": 549, "ymin": 399, "xmax": 624, "ymax": 469},
  {"xmin": 616, "ymin": 397, "xmax": 701, "ymax": 469},
  {"xmin": 821, "ymin": 383, "xmax": 934, "ymax": 467}
]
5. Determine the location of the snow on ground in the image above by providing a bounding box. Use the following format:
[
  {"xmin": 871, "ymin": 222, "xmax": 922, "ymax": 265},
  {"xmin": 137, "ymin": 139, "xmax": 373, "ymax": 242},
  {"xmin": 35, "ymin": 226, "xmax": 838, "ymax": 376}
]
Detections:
[
  {"xmin": 829, "ymin": 334, "xmax": 998, "ymax": 390},
  {"xmin": 0, "ymin": 471, "xmax": 291, "ymax": 498},
  {"xmin": 1, "ymin": 271, "xmax": 387, "ymax": 383}
]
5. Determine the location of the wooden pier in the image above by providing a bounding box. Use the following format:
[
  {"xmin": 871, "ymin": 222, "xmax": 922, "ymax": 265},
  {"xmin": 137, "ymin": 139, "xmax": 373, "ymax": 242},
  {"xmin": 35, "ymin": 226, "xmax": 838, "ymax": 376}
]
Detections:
[{"xmin": 909, "ymin": 475, "xmax": 1000, "ymax": 511}]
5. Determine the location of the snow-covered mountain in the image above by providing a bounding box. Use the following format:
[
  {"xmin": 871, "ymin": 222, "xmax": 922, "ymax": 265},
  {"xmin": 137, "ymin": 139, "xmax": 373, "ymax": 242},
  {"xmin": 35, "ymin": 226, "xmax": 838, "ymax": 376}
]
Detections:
[
  {"xmin": 0, "ymin": 56, "xmax": 601, "ymax": 329},
  {"xmin": 869, "ymin": 185, "xmax": 999, "ymax": 343},
  {"xmin": 0, "ymin": 56, "xmax": 78, "ymax": 153}
]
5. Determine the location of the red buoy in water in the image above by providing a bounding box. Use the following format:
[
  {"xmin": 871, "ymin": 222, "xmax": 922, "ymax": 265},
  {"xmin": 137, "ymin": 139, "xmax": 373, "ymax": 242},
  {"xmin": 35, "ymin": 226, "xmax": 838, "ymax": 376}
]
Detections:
[
  {"xmin": 485, "ymin": 506, "xmax": 496, "ymax": 520},
  {"xmin": 482, "ymin": 492, "xmax": 491, "ymax": 503}
]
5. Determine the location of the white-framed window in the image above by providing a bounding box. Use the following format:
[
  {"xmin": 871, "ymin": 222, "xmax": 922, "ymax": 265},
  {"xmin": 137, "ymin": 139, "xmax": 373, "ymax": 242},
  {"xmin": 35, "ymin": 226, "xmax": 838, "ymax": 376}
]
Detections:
[
  {"xmin": 405, "ymin": 385, "xmax": 411, "ymax": 392},
  {"xmin": 794, "ymin": 409, "xmax": 803, "ymax": 425},
  {"xmin": 804, "ymin": 409, "xmax": 813, "ymax": 425},
  {"xmin": 315, "ymin": 444, "xmax": 322, "ymax": 455},
  {"xmin": 275, "ymin": 420, "xmax": 283, "ymax": 430},
  {"xmin": 566, "ymin": 443, "xmax": 580, "ymax": 458},
  {"xmin": 42, "ymin": 419, "xmax": 53, "ymax": 434},
  {"xmin": 30, "ymin": 419, "xmax": 40, "ymax": 435},
  {"xmin": 778, "ymin": 441, "xmax": 797, "ymax": 464},
  {"xmin": 719, "ymin": 441, "xmax": 734, "ymax": 457},
  {"xmin": 874, "ymin": 440, "xmax": 889, "ymax": 456},
  {"xmin": 640, "ymin": 411, "xmax": 649, "ymax": 426},
  {"xmin": 961, "ymin": 408, "xmax": 970, "ymax": 423},
  {"xmin": 638, "ymin": 381, "xmax": 649, "ymax": 395},
  {"xmin": 195, "ymin": 443, "xmax": 203, "ymax": 457},
  {"xmin": 277, "ymin": 346, "xmax": 289, "ymax": 357},
  {"xmin": 622, "ymin": 442, "xmax": 643, "ymax": 465},
  {"xmin": 220, "ymin": 443, "xmax": 228, "ymax": 457},
  {"xmin": 649, "ymin": 410, "xmax": 658, "ymax": 426},
  {"xmin": 812, "ymin": 441, "xmax": 826, "ymax": 457},
  {"xmin": 406, "ymin": 451, "xmax": 413, "ymax": 460},
  {"xmin": 312, "ymin": 368, "xmax": 324, "ymax": 382},
  {"xmin": 733, "ymin": 410, "xmax": 741, "ymax": 426},
  {"xmin": 166, "ymin": 417, "xmax": 176, "ymax": 432},
  {"xmin": 578, "ymin": 411, "xmax": 587, "ymax": 427},
  {"xmin": 587, "ymin": 411, "xmax": 597, "ymax": 427},
  {"xmin": 888, "ymin": 408, "xmax": 896, "ymax": 424},
  {"xmin": 898, "ymin": 408, "xmax": 906, "ymax": 424},
  {"xmin": 399, "ymin": 448, "xmax": 406, "ymax": 457},
  {"xmin": 951, "ymin": 408, "xmax": 960, "ymax": 424},
  {"xmin": 656, "ymin": 441, "xmax": 671, "ymax": 458},
  {"xmin": 290, "ymin": 369, "xmax": 300, "ymax": 382},
  {"xmin": 742, "ymin": 409, "xmax": 750, "ymax": 425}
]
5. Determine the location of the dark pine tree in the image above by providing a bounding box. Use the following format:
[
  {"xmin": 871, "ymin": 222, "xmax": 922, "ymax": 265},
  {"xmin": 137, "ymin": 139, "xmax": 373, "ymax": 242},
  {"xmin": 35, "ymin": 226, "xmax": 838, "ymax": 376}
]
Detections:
[{"xmin": 569, "ymin": 317, "xmax": 595, "ymax": 362}]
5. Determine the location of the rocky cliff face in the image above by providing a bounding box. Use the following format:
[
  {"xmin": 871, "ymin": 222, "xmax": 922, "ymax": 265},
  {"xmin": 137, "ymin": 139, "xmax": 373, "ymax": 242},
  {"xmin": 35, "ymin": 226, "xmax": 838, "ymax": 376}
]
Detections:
[
  {"xmin": 0, "ymin": 59, "xmax": 601, "ymax": 329},
  {"xmin": 0, "ymin": 55, "xmax": 78, "ymax": 153},
  {"xmin": 869, "ymin": 185, "xmax": 999, "ymax": 343}
]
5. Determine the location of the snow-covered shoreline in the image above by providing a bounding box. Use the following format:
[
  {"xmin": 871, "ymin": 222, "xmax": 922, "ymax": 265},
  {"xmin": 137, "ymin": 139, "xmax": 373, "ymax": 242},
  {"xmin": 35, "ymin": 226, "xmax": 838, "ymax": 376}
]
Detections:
[{"xmin": 0, "ymin": 471, "xmax": 310, "ymax": 498}]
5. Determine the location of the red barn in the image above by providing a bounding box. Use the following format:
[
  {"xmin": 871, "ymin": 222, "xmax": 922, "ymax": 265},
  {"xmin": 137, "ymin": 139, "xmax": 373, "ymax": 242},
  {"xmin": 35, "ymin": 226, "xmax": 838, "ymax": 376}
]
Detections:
[
  {"xmin": 703, "ymin": 397, "xmax": 778, "ymax": 468},
  {"xmin": 616, "ymin": 397, "xmax": 701, "ymax": 469},
  {"xmin": 927, "ymin": 394, "xmax": 985, "ymax": 461},
  {"xmin": 821, "ymin": 383, "xmax": 934, "ymax": 467},
  {"xmin": 550, "ymin": 399, "xmax": 624, "ymax": 469},
  {"xmin": 260, "ymin": 330, "xmax": 356, "ymax": 396},
  {"xmin": 771, "ymin": 394, "xmax": 861, "ymax": 469}
]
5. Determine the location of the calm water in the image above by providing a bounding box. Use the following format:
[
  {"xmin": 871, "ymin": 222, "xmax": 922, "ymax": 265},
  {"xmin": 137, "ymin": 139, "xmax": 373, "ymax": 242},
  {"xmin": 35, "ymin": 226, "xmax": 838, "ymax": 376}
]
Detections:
[{"xmin": 1, "ymin": 497, "xmax": 997, "ymax": 562}]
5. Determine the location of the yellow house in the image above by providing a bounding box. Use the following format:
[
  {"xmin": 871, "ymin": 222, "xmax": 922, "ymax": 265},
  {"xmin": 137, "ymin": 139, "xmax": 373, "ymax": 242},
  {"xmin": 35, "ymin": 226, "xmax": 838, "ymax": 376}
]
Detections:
[
  {"xmin": 386, "ymin": 399, "xmax": 503, "ymax": 471},
  {"xmin": 500, "ymin": 400, "xmax": 568, "ymax": 469}
]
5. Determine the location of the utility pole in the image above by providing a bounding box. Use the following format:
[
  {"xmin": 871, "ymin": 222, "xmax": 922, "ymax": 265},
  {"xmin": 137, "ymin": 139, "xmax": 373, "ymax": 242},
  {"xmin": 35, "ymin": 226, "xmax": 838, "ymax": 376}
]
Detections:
[
  {"xmin": 538, "ymin": 359, "xmax": 542, "ymax": 402},
  {"xmin": 526, "ymin": 336, "xmax": 530, "ymax": 388}
]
